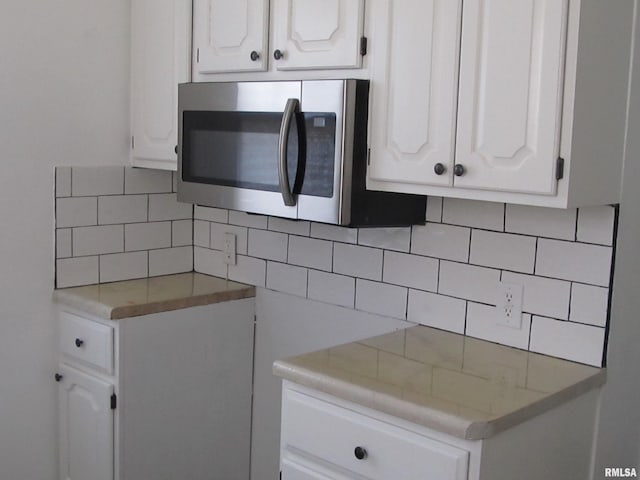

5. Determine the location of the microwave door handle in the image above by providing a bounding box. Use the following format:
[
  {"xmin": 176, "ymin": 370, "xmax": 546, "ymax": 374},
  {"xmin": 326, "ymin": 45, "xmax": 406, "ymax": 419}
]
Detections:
[{"xmin": 278, "ymin": 98, "xmax": 299, "ymax": 207}]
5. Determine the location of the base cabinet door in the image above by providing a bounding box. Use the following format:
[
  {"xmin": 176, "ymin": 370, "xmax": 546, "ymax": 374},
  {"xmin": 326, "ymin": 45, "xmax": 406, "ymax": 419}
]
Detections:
[{"xmin": 57, "ymin": 364, "xmax": 114, "ymax": 480}]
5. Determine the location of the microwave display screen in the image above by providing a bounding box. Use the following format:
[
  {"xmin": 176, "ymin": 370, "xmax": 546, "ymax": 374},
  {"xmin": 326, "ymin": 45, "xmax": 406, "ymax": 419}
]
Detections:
[{"xmin": 182, "ymin": 110, "xmax": 336, "ymax": 198}]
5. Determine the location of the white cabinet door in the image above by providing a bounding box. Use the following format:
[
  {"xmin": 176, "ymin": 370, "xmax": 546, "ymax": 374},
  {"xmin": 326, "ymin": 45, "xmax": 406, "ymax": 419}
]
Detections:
[
  {"xmin": 368, "ymin": 0, "xmax": 462, "ymax": 187},
  {"xmin": 271, "ymin": 0, "xmax": 365, "ymax": 70},
  {"xmin": 58, "ymin": 364, "xmax": 114, "ymax": 480},
  {"xmin": 194, "ymin": 0, "xmax": 269, "ymax": 74},
  {"xmin": 454, "ymin": 0, "xmax": 569, "ymax": 194},
  {"xmin": 131, "ymin": 0, "xmax": 191, "ymax": 170},
  {"xmin": 282, "ymin": 458, "xmax": 355, "ymax": 480}
]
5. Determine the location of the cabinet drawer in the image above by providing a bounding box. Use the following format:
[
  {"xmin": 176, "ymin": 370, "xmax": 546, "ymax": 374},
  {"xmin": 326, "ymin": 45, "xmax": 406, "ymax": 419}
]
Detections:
[
  {"xmin": 281, "ymin": 388, "xmax": 469, "ymax": 480},
  {"xmin": 59, "ymin": 312, "xmax": 113, "ymax": 374}
]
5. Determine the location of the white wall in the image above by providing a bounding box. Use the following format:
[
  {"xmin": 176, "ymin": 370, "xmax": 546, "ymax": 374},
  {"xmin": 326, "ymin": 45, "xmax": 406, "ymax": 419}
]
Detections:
[
  {"xmin": 0, "ymin": 2, "xmax": 129, "ymax": 478},
  {"xmin": 594, "ymin": 2, "xmax": 640, "ymax": 474}
]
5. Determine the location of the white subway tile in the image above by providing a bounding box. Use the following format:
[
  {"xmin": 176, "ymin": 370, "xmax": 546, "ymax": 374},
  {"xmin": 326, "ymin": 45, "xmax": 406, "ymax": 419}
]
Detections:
[
  {"xmin": 407, "ymin": 290, "xmax": 466, "ymax": 334},
  {"xmin": 193, "ymin": 220, "xmax": 210, "ymax": 248},
  {"xmin": 194, "ymin": 247, "xmax": 227, "ymax": 278},
  {"xmin": 358, "ymin": 227, "xmax": 410, "ymax": 252},
  {"xmin": 228, "ymin": 255, "xmax": 266, "ymax": 287},
  {"xmin": 268, "ymin": 217, "xmax": 310, "ymax": 236},
  {"xmin": 442, "ymin": 198, "xmax": 505, "ymax": 231},
  {"xmin": 266, "ymin": 262, "xmax": 308, "ymax": 297},
  {"xmin": 577, "ymin": 206, "xmax": 616, "ymax": 246},
  {"xmin": 426, "ymin": 196, "xmax": 443, "ymax": 223},
  {"xmin": 210, "ymin": 223, "xmax": 248, "ymax": 255},
  {"xmin": 505, "ymin": 204, "xmax": 577, "ymax": 241},
  {"xmin": 356, "ymin": 279, "xmax": 407, "ymax": 319},
  {"xmin": 172, "ymin": 219, "xmax": 193, "ymax": 247},
  {"xmin": 149, "ymin": 246, "xmax": 193, "ymax": 277},
  {"xmin": 470, "ymin": 230, "xmax": 536, "ymax": 273},
  {"xmin": 383, "ymin": 251, "xmax": 438, "ymax": 292},
  {"xmin": 307, "ymin": 270, "xmax": 355, "ymax": 308},
  {"xmin": 56, "ymin": 197, "xmax": 97, "ymax": 228},
  {"xmin": 570, "ymin": 283, "xmax": 609, "ymax": 327},
  {"xmin": 98, "ymin": 195, "xmax": 147, "ymax": 225},
  {"xmin": 288, "ymin": 236, "xmax": 333, "ymax": 271},
  {"xmin": 310, "ymin": 223, "xmax": 358, "ymax": 244},
  {"xmin": 411, "ymin": 223, "xmax": 470, "ymax": 262},
  {"xmin": 501, "ymin": 272, "xmax": 570, "ymax": 320},
  {"xmin": 56, "ymin": 257, "xmax": 99, "ymax": 288},
  {"xmin": 248, "ymin": 229, "xmax": 288, "ymax": 262},
  {"xmin": 73, "ymin": 225, "xmax": 124, "ymax": 256},
  {"xmin": 439, "ymin": 261, "xmax": 501, "ymax": 304},
  {"xmin": 194, "ymin": 205, "xmax": 228, "ymax": 223},
  {"xmin": 530, "ymin": 316, "xmax": 605, "ymax": 366},
  {"xmin": 536, "ymin": 239, "xmax": 612, "ymax": 287},
  {"xmin": 56, "ymin": 229, "xmax": 72, "ymax": 258},
  {"xmin": 99, "ymin": 251, "xmax": 148, "ymax": 283},
  {"xmin": 56, "ymin": 167, "xmax": 71, "ymax": 198},
  {"xmin": 228, "ymin": 210, "xmax": 268, "ymax": 229},
  {"xmin": 124, "ymin": 222, "xmax": 171, "ymax": 251},
  {"xmin": 72, "ymin": 167, "xmax": 124, "ymax": 196},
  {"xmin": 333, "ymin": 244, "xmax": 383, "ymax": 280},
  {"xmin": 148, "ymin": 193, "xmax": 192, "ymax": 221},
  {"xmin": 124, "ymin": 168, "xmax": 172, "ymax": 194},
  {"xmin": 465, "ymin": 302, "xmax": 532, "ymax": 350}
]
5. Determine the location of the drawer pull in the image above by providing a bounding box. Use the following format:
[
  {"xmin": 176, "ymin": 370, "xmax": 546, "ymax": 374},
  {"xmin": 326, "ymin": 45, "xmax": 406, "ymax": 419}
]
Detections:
[
  {"xmin": 354, "ymin": 446, "xmax": 368, "ymax": 460},
  {"xmin": 75, "ymin": 338, "xmax": 84, "ymax": 348},
  {"xmin": 54, "ymin": 373, "xmax": 63, "ymax": 382}
]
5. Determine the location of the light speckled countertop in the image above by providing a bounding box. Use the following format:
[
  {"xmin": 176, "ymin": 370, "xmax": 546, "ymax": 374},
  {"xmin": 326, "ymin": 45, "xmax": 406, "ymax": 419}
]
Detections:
[
  {"xmin": 273, "ymin": 325, "xmax": 605, "ymax": 440},
  {"xmin": 53, "ymin": 273, "xmax": 255, "ymax": 319}
]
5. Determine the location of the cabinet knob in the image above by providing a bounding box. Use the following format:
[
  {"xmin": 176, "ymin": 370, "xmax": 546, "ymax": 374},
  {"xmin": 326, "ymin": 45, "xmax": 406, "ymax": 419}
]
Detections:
[
  {"xmin": 434, "ymin": 163, "xmax": 446, "ymax": 176},
  {"xmin": 273, "ymin": 49, "xmax": 284, "ymax": 60},
  {"xmin": 75, "ymin": 338, "xmax": 84, "ymax": 348},
  {"xmin": 54, "ymin": 373, "xmax": 63, "ymax": 382},
  {"xmin": 250, "ymin": 50, "xmax": 260, "ymax": 61},
  {"xmin": 354, "ymin": 446, "xmax": 368, "ymax": 460},
  {"xmin": 174, "ymin": 145, "xmax": 178, "ymax": 155},
  {"xmin": 454, "ymin": 164, "xmax": 466, "ymax": 177}
]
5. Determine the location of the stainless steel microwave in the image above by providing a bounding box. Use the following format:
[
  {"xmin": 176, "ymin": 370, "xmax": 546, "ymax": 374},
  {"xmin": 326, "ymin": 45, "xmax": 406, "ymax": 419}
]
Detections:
[{"xmin": 177, "ymin": 80, "xmax": 425, "ymax": 226}]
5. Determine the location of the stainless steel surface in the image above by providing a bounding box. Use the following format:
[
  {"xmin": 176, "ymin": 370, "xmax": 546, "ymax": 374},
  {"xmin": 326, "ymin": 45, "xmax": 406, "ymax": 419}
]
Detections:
[
  {"xmin": 278, "ymin": 98, "xmax": 299, "ymax": 207},
  {"xmin": 177, "ymin": 80, "xmax": 357, "ymax": 224}
]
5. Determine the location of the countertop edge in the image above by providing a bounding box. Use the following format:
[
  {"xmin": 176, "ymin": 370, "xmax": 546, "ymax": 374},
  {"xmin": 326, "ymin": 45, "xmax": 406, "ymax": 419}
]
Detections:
[
  {"xmin": 273, "ymin": 360, "xmax": 473, "ymax": 440},
  {"xmin": 273, "ymin": 359, "xmax": 607, "ymax": 441},
  {"xmin": 53, "ymin": 283, "xmax": 256, "ymax": 320}
]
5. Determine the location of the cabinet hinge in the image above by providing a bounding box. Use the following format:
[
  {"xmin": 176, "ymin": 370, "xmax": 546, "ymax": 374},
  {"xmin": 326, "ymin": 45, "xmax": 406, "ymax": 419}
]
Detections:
[
  {"xmin": 556, "ymin": 157, "xmax": 565, "ymax": 180},
  {"xmin": 131, "ymin": 136, "xmax": 134, "ymax": 150},
  {"xmin": 110, "ymin": 393, "xmax": 117, "ymax": 410},
  {"xmin": 197, "ymin": 48, "xmax": 200, "ymax": 63},
  {"xmin": 367, "ymin": 148, "xmax": 371, "ymax": 166},
  {"xmin": 360, "ymin": 36, "xmax": 368, "ymax": 56}
]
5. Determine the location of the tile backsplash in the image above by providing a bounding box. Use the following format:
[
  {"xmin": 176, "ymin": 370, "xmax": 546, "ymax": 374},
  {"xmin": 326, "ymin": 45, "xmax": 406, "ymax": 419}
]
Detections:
[
  {"xmin": 193, "ymin": 199, "xmax": 616, "ymax": 367},
  {"xmin": 54, "ymin": 166, "xmax": 617, "ymax": 367},
  {"xmin": 54, "ymin": 167, "xmax": 193, "ymax": 288}
]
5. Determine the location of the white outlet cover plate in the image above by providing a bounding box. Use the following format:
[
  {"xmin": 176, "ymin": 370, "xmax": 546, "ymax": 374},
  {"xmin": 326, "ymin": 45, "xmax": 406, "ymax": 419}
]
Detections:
[{"xmin": 496, "ymin": 282, "xmax": 523, "ymax": 329}]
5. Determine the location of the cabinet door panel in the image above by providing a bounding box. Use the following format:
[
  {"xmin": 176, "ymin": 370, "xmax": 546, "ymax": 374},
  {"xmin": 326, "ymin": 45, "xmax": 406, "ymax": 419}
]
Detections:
[
  {"xmin": 272, "ymin": 0, "xmax": 365, "ymax": 70},
  {"xmin": 58, "ymin": 364, "xmax": 114, "ymax": 480},
  {"xmin": 131, "ymin": 0, "xmax": 191, "ymax": 169},
  {"xmin": 455, "ymin": 0, "xmax": 569, "ymax": 194},
  {"xmin": 368, "ymin": 0, "xmax": 462, "ymax": 187},
  {"xmin": 194, "ymin": 0, "xmax": 269, "ymax": 73}
]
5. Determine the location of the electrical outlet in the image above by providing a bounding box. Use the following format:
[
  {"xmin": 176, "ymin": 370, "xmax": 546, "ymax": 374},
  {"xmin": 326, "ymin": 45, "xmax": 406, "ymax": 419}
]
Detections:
[
  {"xmin": 223, "ymin": 232, "xmax": 236, "ymax": 265},
  {"xmin": 496, "ymin": 282, "xmax": 523, "ymax": 329}
]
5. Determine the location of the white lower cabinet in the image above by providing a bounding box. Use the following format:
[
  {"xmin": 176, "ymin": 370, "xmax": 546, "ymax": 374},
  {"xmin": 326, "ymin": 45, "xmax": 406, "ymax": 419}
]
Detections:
[
  {"xmin": 56, "ymin": 298, "xmax": 255, "ymax": 480},
  {"xmin": 280, "ymin": 381, "xmax": 600, "ymax": 480}
]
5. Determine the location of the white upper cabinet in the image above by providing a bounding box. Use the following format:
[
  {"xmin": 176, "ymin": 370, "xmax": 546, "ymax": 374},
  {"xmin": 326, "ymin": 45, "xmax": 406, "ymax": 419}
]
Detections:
[
  {"xmin": 368, "ymin": 0, "xmax": 462, "ymax": 188},
  {"xmin": 130, "ymin": 0, "xmax": 191, "ymax": 170},
  {"xmin": 193, "ymin": 0, "xmax": 366, "ymax": 78},
  {"xmin": 194, "ymin": 0, "xmax": 269, "ymax": 73},
  {"xmin": 271, "ymin": 0, "xmax": 365, "ymax": 70},
  {"xmin": 368, "ymin": 0, "xmax": 635, "ymax": 208},
  {"xmin": 454, "ymin": 0, "xmax": 568, "ymax": 195}
]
